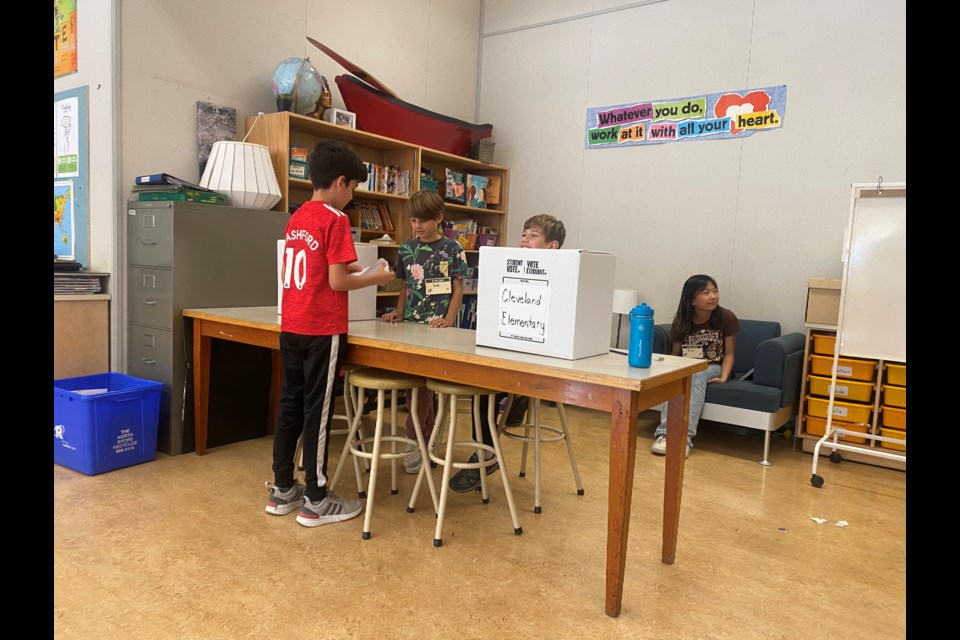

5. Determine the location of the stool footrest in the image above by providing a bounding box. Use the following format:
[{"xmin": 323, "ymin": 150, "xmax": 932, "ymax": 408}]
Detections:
[
  {"xmin": 502, "ymin": 424, "xmax": 565, "ymax": 444},
  {"xmin": 350, "ymin": 435, "xmax": 419, "ymax": 461},
  {"xmin": 427, "ymin": 441, "xmax": 498, "ymax": 470}
]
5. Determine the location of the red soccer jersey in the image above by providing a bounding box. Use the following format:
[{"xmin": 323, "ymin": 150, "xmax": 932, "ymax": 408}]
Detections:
[{"xmin": 279, "ymin": 200, "xmax": 358, "ymax": 335}]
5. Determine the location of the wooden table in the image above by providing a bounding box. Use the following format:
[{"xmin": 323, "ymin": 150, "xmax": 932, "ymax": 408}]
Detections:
[{"xmin": 183, "ymin": 306, "xmax": 705, "ymax": 617}]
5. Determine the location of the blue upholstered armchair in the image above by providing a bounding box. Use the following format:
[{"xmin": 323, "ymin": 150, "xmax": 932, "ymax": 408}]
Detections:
[{"xmin": 653, "ymin": 320, "xmax": 805, "ymax": 465}]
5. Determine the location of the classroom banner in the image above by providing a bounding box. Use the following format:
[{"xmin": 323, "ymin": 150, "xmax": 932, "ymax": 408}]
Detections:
[{"xmin": 584, "ymin": 85, "xmax": 786, "ymax": 149}]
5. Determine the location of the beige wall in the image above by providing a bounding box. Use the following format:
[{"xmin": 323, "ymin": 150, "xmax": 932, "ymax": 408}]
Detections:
[
  {"xmin": 478, "ymin": 0, "xmax": 906, "ymax": 335},
  {"xmin": 53, "ymin": 0, "xmax": 905, "ymax": 366}
]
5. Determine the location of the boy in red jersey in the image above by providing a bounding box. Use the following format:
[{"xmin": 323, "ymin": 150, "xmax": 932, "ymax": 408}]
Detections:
[{"xmin": 267, "ymin": 140, "xmax": 393, "ymax": 528}]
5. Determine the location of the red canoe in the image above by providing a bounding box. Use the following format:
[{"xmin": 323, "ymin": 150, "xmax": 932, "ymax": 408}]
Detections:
[{"xmin": 335, "ymin": 74, "xmax": 493, "ymax": 157}]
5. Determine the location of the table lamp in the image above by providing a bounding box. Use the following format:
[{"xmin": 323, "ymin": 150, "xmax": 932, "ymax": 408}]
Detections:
[
  {"xmin": 199, "ymin": 113, "xmax": 282, "ymax": 210},
  {"xmin": 612, "ymin": 288, "xmax": 639, "ymax": 349}
]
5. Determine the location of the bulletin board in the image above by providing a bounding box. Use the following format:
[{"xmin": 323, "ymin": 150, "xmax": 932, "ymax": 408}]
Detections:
[{"xmin": 54, "ymin": 86, "xmax": 88, "ymax": 266}]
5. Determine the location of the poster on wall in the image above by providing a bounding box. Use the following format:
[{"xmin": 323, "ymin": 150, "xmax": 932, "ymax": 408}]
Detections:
[
  {"xmin": 53, "ymin": 87, "xmax": 88, "ymax": 266},
  {"xmin": 54, "ymin": 0, "xmax": 78, "ymax": 78},
  {"xmin": 585, "ymin": 85, "xmax": 786, "ymax": 149},
  {"xmin": 54, "ymin": 180, "xmax": 75, "ymax": 260},
  {"xmin": 54, "ymin": 94, "xmax": 79, "ymax": 177}
]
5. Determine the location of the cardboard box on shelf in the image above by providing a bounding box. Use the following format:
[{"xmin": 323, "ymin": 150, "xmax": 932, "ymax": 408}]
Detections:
[
  {"xmin": 278, "ymin": 241, "xmax": 378, "ymax": 320},
  {"xmin": 806, "ymin": 278, "xmax": 842, "ymax": 325},
  {"xmin": 475, "ymin": 247, "xmax": 616, "ymax": 360}
]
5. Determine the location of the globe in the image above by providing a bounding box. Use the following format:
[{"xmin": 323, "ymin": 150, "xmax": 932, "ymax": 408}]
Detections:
[{"xmin": 271, "ymin": 57, "xmax": 325, "ymax": 115}]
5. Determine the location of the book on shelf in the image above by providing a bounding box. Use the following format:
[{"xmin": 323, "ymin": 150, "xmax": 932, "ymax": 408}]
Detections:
[
  {"xmin": 134, "ymin": 173, "xmax": 211, "ymax": 192},
  {"xmin": 351, "ymin": 199, "xmax": 385, "ymax": 230},
  {"xmin": 444, "ymin": 168, "xmax": 466, "ymax": 204},
  {"xmin": 137, "ymin": 189, "xmax": 227, "ymax": 205},
  {"xmin": 290, "ymin": 146, "xmax": 309, "ymax": 163},
  {"xmin": 484, "ymin": 175, "xmax": 502, "ymax": 206},
  {"xmin": 466, "ymin": 174, "xmax": 488, "ymax": 209},
  {"xmin": 377, "ymin": 202, "xmax": 395, "ymax": 232}
]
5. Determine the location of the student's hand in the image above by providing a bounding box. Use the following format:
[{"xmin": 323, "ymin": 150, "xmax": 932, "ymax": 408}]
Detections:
[
  {"xmin": 370, "ymin": 261, "xmax": 394, "ymax": 286},
  {"xmin": 428, "ymin": 316, "xmax": 451, "ymax": 328},
  {"xmin": 346, "ymin": 263, "xmax": 363, "ymax": 274},
  {"xmin": 707, "ymin": 376, "xmax": 728, "ymax": 384},
  {"xmin": 381, "ymin": 310, "xmax": 399, "ymax": 323}
]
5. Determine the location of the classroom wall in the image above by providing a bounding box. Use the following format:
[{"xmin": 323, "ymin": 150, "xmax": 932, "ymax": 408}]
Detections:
[
  {"xmin": 53, "ymin": 0, "xmax": 118, "ymax": 278},
  {"xmin": 112, "ymin": 0, "xmax": 482, "ymax": 367},
  {"xmin": 55, "ymin": 0, "xmax": 905, "ymax": 367},
  {"xmin": 478, "ymin": 0, "xmax": 906, "ymax": 336}
]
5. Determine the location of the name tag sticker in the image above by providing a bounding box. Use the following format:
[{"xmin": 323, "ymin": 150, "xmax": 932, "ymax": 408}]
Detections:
[
  {"xmin": 425, "ymin": 278, "xmax": 452, "ymax": 295},
  {"xmin": 682, "ymin": 344, "xmax": 704, "ymax": 359}
]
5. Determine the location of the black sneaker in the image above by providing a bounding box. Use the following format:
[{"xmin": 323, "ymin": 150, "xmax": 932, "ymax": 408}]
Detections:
[
  {"xmin": 504, "ymin": 396, "xmax": 529, "ymax": 427},
  {"xmin": 448, "ymin": 453, "xmax": 500, "ymax": 493}
]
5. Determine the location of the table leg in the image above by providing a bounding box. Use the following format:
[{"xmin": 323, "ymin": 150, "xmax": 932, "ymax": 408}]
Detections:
[
  {"xmin": 192, "ymin": 320, "xmax": 211, "ymax": 456},
  {"xmin": 661, "ymin": 376, "xmax": 691, "ymax": 564},
  {"xmin": 605, "ymin": 387, "xmax": 640, "ymax": 617}
]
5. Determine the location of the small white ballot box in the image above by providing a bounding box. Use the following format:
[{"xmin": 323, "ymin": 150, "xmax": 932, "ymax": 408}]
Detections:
[
  {"xmin": 475, "ymin": 247, "xmax": 616, "ymax": 360},
  {"xmin": 278, "ymin": 241, "xmax": 379, "ymax": 320}
]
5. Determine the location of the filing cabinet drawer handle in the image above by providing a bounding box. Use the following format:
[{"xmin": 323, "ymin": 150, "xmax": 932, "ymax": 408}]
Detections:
[
  {"xmin": 140, "ymin": 358, "xmax": 157, "ymax": 365},
  {"xmin": 141, "ymin": 299, "xmax": 157, "ymax": 305},
  {"xmin": 139, "ymin": 239, "xmax": 157, "ymax": 245}
]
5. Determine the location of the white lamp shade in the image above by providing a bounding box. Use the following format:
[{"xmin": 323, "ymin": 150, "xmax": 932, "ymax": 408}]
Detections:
[
  {"xmin": 200, "ymin": 141, "xmax": 282, "ymax": 210},
  {"xmin": 612, "ymin": 288, "xmax": 639, "ymax": 315}
]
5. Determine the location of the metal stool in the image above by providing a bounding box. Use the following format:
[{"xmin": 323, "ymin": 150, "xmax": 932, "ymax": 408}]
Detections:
[
  {"xmin": 332, "ymin": 368, "xmax": 439, "ymax": 540},
  {"xmin": 501, "ymin": 395, "xmax": 584, "ymax": 514},
  {"xmin": 426, "ymin": 379, "xmax": 522, "ymax": 547},
  {"xmin": 296, "ymin": 363, "xmax": 368, "ymax": 494}
]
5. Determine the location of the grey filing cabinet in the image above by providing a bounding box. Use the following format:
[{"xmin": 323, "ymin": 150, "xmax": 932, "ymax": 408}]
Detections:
[{"xmin": 126, "ymin": 201, "xmax": 288, "ymax": 455}]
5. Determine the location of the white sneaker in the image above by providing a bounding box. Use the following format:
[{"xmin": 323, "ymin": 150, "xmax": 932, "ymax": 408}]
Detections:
[
  {"xmin": 650, "ymin": 435, "xmax": 690, "ymax": 458},
  {"xmin": 402, "ymin": 442, "xmax": 422, "ymax": 474}
]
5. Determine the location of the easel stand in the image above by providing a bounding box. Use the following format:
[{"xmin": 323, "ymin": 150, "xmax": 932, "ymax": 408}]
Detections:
[{"xmin": 810, "ymin": 180, "xmax": 906, "ymax": 488}]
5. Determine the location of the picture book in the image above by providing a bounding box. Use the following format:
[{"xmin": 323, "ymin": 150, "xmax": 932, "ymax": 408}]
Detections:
[
  {"xmin": 484, "ymin": 175, "xmax": 502, "ymax": 206},
  {"xmin": 466, "ymin": 174, "xmax": 488, "ymax": 209},
  {"xmin": 445, "ymin": 168, "xmax": 466, "ymax": 204}
]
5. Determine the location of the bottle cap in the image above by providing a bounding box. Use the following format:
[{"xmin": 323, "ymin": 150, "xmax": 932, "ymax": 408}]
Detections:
[{"xmin": 630, "ymin": 302, "xmax": 654, "ymax": 318}]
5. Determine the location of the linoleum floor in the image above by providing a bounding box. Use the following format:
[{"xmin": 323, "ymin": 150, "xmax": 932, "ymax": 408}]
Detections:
[{"xmin": 53, "ymin": 407, "xmax": 907, "ymax": 639}]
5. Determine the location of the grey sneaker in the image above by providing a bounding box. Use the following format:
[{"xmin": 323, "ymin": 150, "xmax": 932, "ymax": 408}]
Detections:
[
  {"xmin": 265, "ymin": 480, "xmax": 305, "ymax": 515},
  {"xmin": 402, "ymin": 442, "xmax": 422, "ymax": 474},
  {"xmin": 295, "ymin": 491, "xmax": 364, "ymax": 527},
  {"xmin": 650, "ymin": 435, "xmax": 690, "ymax": 458}
]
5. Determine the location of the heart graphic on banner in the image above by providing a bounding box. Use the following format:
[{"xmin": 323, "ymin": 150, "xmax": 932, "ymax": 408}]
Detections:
[{"xmin": 714, "ymin": 91, "xmax": 772, "ymax": 135}]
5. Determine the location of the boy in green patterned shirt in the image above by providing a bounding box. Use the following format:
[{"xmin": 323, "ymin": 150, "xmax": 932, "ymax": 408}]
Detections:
[{"xmin": 381, "ymin": 189, "xmax": 470, "ymax": 472}]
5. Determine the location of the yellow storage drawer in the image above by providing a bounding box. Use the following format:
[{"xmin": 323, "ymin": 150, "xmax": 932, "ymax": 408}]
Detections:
[
  {"xmin": 811, "ymin": 333, "xmax": 837, "ymax": 356},
  {"xmin": 807, "ymin": 375, "xmax": 875, "ymax": 403},
  {"xmin": 879, "ymin": 427, "xmax": 906, "ymax": 451},
  {"xmin": 805, "ymin": 395, "xmax": 872, "ymax": 424},
  {"xmin": 804, "ymin": 415, "xmax": 869, "ymax": 443},
  {"xmin": 881, "ymin": 405, "xmax": 906, "ymax": 430},
  {"xmin": 809, "ymin": 354, "xmax": 878, "ymax": 382},
  {"xmin": 885, "ymin": 363, "xmax": 906, "ymax": 386},
  {"xmin": 882, "ymin": 384, "xmax": 906, "ymax": 408}
]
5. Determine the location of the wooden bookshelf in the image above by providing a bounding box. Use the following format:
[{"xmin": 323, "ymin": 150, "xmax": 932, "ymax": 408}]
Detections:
[{"xmin": 244, "ymin": 111, "xmax": 510, "ymax": 315}]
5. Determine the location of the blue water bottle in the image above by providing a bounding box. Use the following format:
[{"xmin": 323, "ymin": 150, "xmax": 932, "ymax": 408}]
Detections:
[{"xmin": 628, "ymin": 303, "xmax": 654, "ymax": 368}]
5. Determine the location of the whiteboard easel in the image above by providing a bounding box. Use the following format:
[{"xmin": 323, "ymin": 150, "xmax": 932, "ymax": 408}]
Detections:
[{"xmin": 810, "ymin": 181, "xmax": 906, "ymax": 487}]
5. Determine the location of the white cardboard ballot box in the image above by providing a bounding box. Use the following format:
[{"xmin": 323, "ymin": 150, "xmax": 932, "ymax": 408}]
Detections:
[
  {"xmin": 475, "ymin": 247, "xmax": 616, "ymax": 360},
  {"xmin": 277, "ymin": 241, "xmax": 378, "ymax": 321}
]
